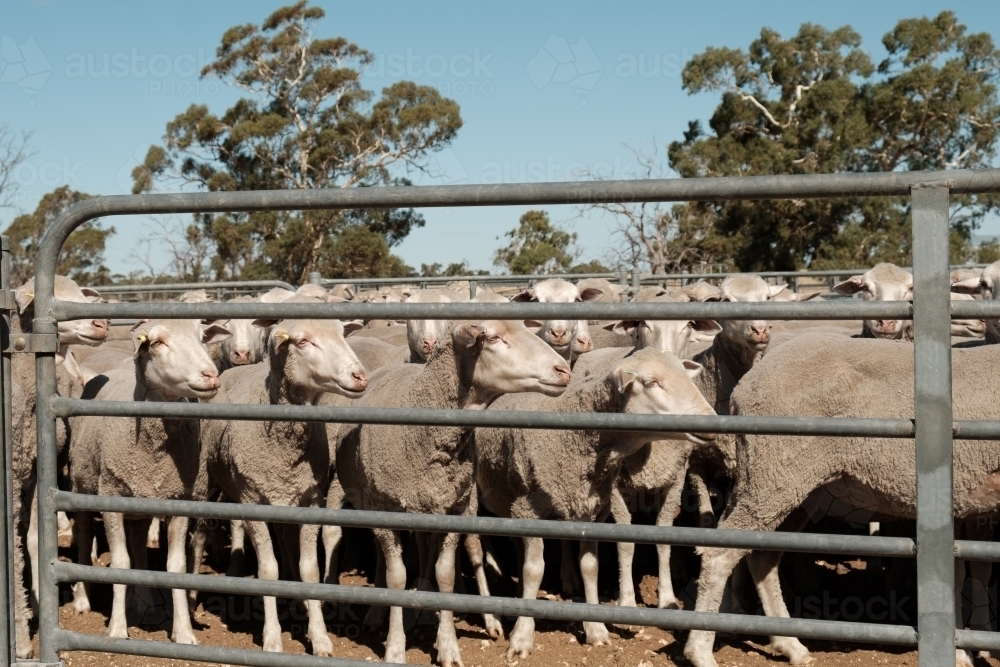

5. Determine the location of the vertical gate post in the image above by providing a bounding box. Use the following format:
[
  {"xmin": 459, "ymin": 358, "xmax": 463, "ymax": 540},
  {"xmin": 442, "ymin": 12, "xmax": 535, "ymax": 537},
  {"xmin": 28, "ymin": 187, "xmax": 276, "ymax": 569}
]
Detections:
[
  {"xmin": 911, "ymin": 185, "xmax": 955, "ymax": 665},
  {"xmin": 0, "ymin": 236, "xmax": 14, "ymax": 666}
]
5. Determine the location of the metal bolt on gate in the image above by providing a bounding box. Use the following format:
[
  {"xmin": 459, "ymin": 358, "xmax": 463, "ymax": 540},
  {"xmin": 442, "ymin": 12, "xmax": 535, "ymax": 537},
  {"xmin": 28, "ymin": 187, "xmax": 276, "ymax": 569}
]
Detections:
[{"xmin": 5, "ymin": 169, "xmax": 1000, "ymax": 666}]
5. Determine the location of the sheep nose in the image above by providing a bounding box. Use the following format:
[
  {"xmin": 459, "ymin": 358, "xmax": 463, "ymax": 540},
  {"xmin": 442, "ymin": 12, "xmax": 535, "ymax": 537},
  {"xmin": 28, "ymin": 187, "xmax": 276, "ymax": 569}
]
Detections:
[
  {"xmin": 91, "ymin": 319, "xmax": 109, "ymax": 337},
  {"xmin": 574, "ymin": 336, "xmax": 593, "ymax": 353},
  {"xmin": 352, "ymin": 370, "xmax": 368, "ymax": 391},
  {"xmin": 553, "ymin": 364, "xmax": 571, "ymax": 385},
  {"xmin": 202, "ymin": 370, "xmax": 220, "ymax": 389},
  {"xmin": 749, "ymin": 325, "xmax": 770, "ymax": 343},
  {"xmin": 232, "ymin": 349, "xmax": 251, "ymax": 363},
  {"xmin": 877, "ymin": 320, "xmax": 896, "ymax": 328},
  {"xmin": 420, "ymin": 338, "xmax": 437, "ymax": 353},
  {"xmin": 700, "ymin": 432, "xmax": 717, "ymax": 441},
  {"xmin": 548, "ymin": 328, "xmax": 568, "ymax": 343}
]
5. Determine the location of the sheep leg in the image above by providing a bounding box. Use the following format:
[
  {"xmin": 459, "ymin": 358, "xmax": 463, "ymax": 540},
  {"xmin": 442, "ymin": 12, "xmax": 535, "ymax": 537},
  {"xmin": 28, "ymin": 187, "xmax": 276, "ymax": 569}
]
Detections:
[
  {"xmin": 147, "ymin": 516, "xmax": 161, "ymax": 549},
  {"xmin": 58, "ymin": 510, "xmax": 73, "ymax": 538},
  {"xmin": 682, "ymin": 544, "xmax": 748, "ymax": 667},
  {"xmin": 964, "ymin": 517, "xmax": 995, "ymax": 659},
  {"xmin": 610, "ymin": 487, "xmax": 637, "ymax": 607},
  {"xmin": 103, "ymin": 511, "xmax": 131, "ymax": 639},
  {"xmin": 322, "ymin": 477, "xmax": 345, "ymax": 584},
  {"xmin": 374, "ymin": 528, "xmax": 408, "ymax": 663},
  {"xmin": 12, "ymin": 519, "xmax": 32, "ymax": 658},
  {"xmin": 580, "ymin": 539, "xmax": 609, "ymax": 645},
  {"xmin": 655, "ymin": 477, "xmax": 685, "ymax": 609},
  {"xmin": 363, "ymin": 540, "xmax": 388, "ymax": 631},
  {"xmin": 435, "ymin": 531, "xmax": 463, "ymax": 667},
  {"xmin": 243, "ymin": 519, "xmax": 283, "ymax": 652},
  {"xmin": 559, "ymin": 540, "xmax": 582, "ymax": 596},
  {"xmin": 27, "ymin": 488, "xmax": 39, "ymax": 614},
  {"xmin": 166, "ymin": 516, "xmax": 197, "ymax": 645},
  {"xmin": 507, "ymin": 536, "xmax": 544, "ymax": 659},
  {"xmin": 298, "ymin": 523, "xmax": 333, "ymax": 656},
  {"xmin": 227, "ymin": 519, "xmax": 245, "ymax": 577},
  {"xmin": 746, "ymin": 550, "xmax": 812, "ymax": 665},
  {"xmin": 463, "ymin": 532, "xmax": 504, "ymax": 639},
  {"xmin": 72, "ymin": 510, "xmax": 94, "ymax": 613}
]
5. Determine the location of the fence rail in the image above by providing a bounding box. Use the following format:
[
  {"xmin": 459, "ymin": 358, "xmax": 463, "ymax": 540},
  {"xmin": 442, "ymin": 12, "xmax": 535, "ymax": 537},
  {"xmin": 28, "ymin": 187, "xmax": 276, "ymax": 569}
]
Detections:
[{"xmin": 11, "ymin": 167, "xmax": 1000, "ymax": 667}]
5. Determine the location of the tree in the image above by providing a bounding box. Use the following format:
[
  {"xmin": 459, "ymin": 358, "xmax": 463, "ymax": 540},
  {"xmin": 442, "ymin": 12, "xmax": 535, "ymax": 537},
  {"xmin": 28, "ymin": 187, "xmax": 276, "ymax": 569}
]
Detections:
[
  {"xmin": 420, "ymin": 261, "xmax": 489, "ymax": 277},
  {"xmin": 494, "ymin": 211, "xmax": 579, "ymax": 274},
  {"xmin": 668, "ymin": 13, "xmax": 1000, "ymax": 270},
  {"xmin": 577, "ymin": 143, "xmax": 718, "ymax": 273},
  {"xmin": 133, "ymin": 2, "xmax": 462, "ymax": 283},
  {"xmin": 0, "ymin": 125, "xmax": 33, "ymax": 210},
  {"xmin": 4, "ymin": 186, "xmax": 115, "ymax": 286},
  {"xmin": 320, "ymin": 225, "xmax": 413, "ymax": 279},
  {"xmin": 569, "ymin": 260, "xmax": 611, "ymax": 274}
]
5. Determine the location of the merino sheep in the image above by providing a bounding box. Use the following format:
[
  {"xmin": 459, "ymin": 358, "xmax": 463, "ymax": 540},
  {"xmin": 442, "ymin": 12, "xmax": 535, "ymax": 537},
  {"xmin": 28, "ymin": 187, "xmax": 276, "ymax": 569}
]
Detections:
[
  {"xmin": 209, "ymin": 295, "xmax": 267, "ymax": 371},
  {"xmin": 200, "ymin": 297, "xmax": 367, "ymax": 656},
  {"xmin": 68, "ymin": 318, "xmax": 230, "ymax": 644},
  {"xmin": 475, "ymin": 348, "xmax": 716, "ymax": 658},
  {"xmin": 178, "ymin": 288, "xmax": 214, "ymax": 303},
  {"xmin": 404, "ymin": 289, "xmax": 453, "ymax": 362},
  {"xmin": 335, "ymin": 320, "xmax": 571, "ymax": 665},
  {"xmin": 513, "ymin": 278, "xmax": 604, "ymax": 360},
  {"xmin": 833, "ymin": 263, "xmax": 913, "ymax": 339},
  {"xmin": 10, "ymin": 276, "xmax": 108, "ymax": 658},
  {"xmin": 683, "ymin": 332, "xmax": 1000, "ymax": 667},
  {"xmin": 258, "ymin": 287, "xmax": 296, "ymax": 303},
  {"xmin": 953, "ymin": 259, "xmax": 1000, "ymax": 343}
]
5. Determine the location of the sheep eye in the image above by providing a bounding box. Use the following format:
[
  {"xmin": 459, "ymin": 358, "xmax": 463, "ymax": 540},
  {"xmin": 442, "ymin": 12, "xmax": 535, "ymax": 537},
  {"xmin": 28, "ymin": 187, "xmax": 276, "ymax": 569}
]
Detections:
[
  {"xmin": 643, "ymin": 379, "xmax": 659, "ymax": 389},
  {"xmin": 296, "ymin": 339, "xmax": 311, "ymax": 348},
  {"xmin": 686, "ymin": 321, "xmax": 695, "ymax": 328},
  {"xmin": 487, "ymin": 335, "xmax": 502, "ymax": 343},
  {"xmin": 150, "ymin": 339, "xmax": 164, "ymax": 349}
]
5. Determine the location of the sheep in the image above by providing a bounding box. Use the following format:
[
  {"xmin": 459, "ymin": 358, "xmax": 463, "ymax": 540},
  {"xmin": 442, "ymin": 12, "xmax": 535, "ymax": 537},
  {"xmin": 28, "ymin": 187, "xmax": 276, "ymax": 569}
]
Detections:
[
  {"xmin": 258, "ymin": 287, "xmax": 296, "ymax": 303},
  {"xmin": 953, "ymin": 259, "xmax": 1000, "ymax": 343},
  {"xmin": 838, "ymin": 262, "xmax": 984, "ymax": 341},
  {"xmin": 209, "ymin": 295, "xmax": 267, "ymax": 371},
  {"xmin": 200, "ymin": 297, "xmax": 367, "ymax": 656},
  {"xmin": 335, "ymin": 320, "xmax": 571, "ymax": 665},
  {"xmin": 178, "ymin": 288, "xmax": 214, "ymax": 303},
  {"xmin": 576, "ymin": 277, "xmax": 629, "ymax": 302},
  {"xmin": 328, "ymin": 282, "xmax": 356, "ymax": 300},
  {"xmin": 347, "ymin": 336, "xmax": 409, "ymax": 371},
  {"xmin": 471, "ymin": 286, "xmax": 508, "ymax": 302},
  {"xmin": 404, "ymin": 289, "xmax": 453, "ymax": 362},
  {"xmin": 474, "ymin": 348, "xmax": 716, "ymax": 659},
  {"xmin": 682, "ymin": 332, "xmax": 1000, "ymax": 667},
  {"xmin": 68, "ymin": 317, "xmax": 230, "ymax": 644},
  {"xmin": 9, "ymin": 275, "xmax": 108, "ymax": 658},
  {"xmin": 513, "ymin": 278, "xmax": 604, "ymax": 360}
]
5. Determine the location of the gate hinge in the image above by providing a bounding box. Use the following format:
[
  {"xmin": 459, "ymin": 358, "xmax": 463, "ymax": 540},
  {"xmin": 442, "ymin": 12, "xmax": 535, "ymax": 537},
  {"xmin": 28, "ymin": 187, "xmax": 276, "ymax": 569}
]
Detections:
[
  {"xmin": 0, "ymin": 289, "xmax": 15, "ymax": 312},
  {"xmin": 2, "ymin": 332, "xmax": 58, "ymax": 353}
]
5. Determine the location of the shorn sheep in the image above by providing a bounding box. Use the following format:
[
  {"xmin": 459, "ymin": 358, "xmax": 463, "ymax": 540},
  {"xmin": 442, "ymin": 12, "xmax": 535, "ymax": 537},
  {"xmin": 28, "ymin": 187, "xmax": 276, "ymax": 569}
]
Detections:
[
  {"xmin": 200, "ymin": 297, "xmax": 368, "ymax": 656},
  {"xmin": 475, "ymin": 348, "xmax": 716, "ymax": 659},
  {"xmin": 683, "ymin": 332, "xmax": 1000, "ymax": 667},
  {"xmin": 335, "ymin": 320, "xmax": 571, "ymax": 666},
  {"xmin": 69, "ymin": 317, "xmax": 230, "ymax": 644},
  {"xmin": 10, "ymin": 275, "xmax": 108, "ymax": 658}
]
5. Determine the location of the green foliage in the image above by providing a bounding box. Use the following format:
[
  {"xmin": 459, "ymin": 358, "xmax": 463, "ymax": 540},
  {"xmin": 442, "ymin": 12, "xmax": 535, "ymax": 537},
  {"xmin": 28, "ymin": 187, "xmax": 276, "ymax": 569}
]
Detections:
[
  {"xmin": 569, "ymin": 259, "xmax": 611, "ymax": 274},
  {"xmin": 134, "ymin": 2, "xmax": 461, "ymax": 283},
  {"xmin": 420, "ymin": 262, "xmax": 489, "ymax": 277},
  {"xmin": 494, "ymin": 210, "xmax": 578, "ymax": 275},
  {"xmin": 977, "ymin": 239, "xmax": 1000, "ymax": 265},
  {"xmin": 4, "ymin": 186, "xmax": 115, "ymax": 286},
  {"xmin": 317, "ymin": 226, "xmax": 413, "ymax": 279},
  {"xmin": 669, "ymin": 12, "xmax": 1000, "ymax": 270}
]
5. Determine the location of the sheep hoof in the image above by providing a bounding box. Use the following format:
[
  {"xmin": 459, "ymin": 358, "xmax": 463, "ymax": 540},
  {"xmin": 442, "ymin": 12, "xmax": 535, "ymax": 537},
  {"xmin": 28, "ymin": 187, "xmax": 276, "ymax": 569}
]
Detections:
[
  {"xmin": 584, "ymin": 621, "xmax": 609, "ymax": 646},
  {"xmin": 384, "ymin": 643, "xmax": 407, "ymax": 663},
  {"xmin": 683, "ymin": 649, "xmax": 720, "ymax": 667},
  {"xmin": 172, "ymin": 631, "xmax": 198, "ymax": 646},
  {"xmin": 310, "ymin": 632, "xmax": 333, "ymax": 657},
  {"xmin": 263, "ymin": 633, "xmax": 283, "ymax": 653},
  {"xmin": 483, "ymin": 614, "xmax": 504, "ymax": 640},
  {"xmin": 107, "ymin": 624, "xmax": 129, "ymax": 640},
  {"xmin": 506, "ymin": 624, "xmax": 534, "ymax": 660}
]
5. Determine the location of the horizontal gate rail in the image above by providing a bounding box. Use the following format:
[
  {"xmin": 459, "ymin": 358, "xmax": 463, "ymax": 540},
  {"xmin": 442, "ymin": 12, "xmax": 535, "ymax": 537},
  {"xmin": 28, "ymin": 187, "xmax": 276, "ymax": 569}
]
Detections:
[
  {"xmin": 54, "ymin": 491, "xmax": 918, "ymax": 557},
  {"xmin": 92, "ymin": 279, "xmax": 297, "ymax": 294},
  {"xmin": 54, "ymin": 562, "xmax": 919, "ymax": 646}
]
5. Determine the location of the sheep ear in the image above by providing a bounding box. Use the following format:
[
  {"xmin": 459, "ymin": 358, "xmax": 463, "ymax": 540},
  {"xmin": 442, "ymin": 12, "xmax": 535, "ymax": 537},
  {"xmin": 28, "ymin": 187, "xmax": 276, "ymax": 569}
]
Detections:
[
  {"xmin": 128, "ymin": 319, "xmax": 150, "ymax": 334},
  {"xmin": 511, "ymin": 289, "xmax": 536, "ymax": 302},
  {"xmin": 613, "ymin": 367, "xmax": 637, "ymax": 394},
  {"xmin": 523, "ymin": 320, "xmax": 543, "ymax": 335},
  {"xmin": 342, "ymin": 321, "xmax": 365, "ymax": 336},
  {"xmin": 132, "ymin": 332, "xmax": 151, "ymax": 359},
  {"xmin": 253, "ymin": 318, "xmax": 281, "ymax": 329},
  {"xmin": 692, "ymin": 320, "xmax": 722, "ymax": 334},
  {"xmin": 81, "ymin": 287, "xmax": 103, "ymax": 303},
  {"xmin": 453, "ymin": 323, "xmax": 485, "ymax": 348},
  {"xmin": 833, "ymin": 275, "xmax": 866, "ymax": 295},
  {"xmin": 768, "ymin": 284, "xmax": 788, "ymax": 298},
  {"xmin": 579, "ymin": 287, "xmax": 605, "ymax": 302},
  {"xmin": 608, "ymin": 320, "xmax": 639, "ymax": 335},
  {"xmin": 14, "ymin": 284, "xmax": 34, "ymax": 314},
  {"xmin": 798, "ymin": 292, "xmax": 824, "ymax": 301},
  {"xmin": 202, "ymin": 324, "xmax": 232, "ymax": 345},
  {"xmin": 951, "ymin": 277, "xmax": 982, "ymax": 295},
  {"xmin": 682, "ymin": 359, "xmax": 705, "ymax": 380}
]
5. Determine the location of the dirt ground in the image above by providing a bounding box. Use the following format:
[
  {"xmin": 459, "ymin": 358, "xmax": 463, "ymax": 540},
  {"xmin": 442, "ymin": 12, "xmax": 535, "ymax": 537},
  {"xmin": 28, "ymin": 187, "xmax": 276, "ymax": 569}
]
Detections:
[{"xmin": 38, "ymin": 508, "xmax": 1000, "ymax": 667}]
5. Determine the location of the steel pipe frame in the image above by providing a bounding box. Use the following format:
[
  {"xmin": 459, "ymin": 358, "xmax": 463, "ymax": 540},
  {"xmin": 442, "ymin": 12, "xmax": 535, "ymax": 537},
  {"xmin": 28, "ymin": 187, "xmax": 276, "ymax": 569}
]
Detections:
[
  {"xmin": 91, "ymin": 279, "xmax": 296, "ymax": 293},
  {"xmin": 25, "ymin": 168, "xmax": 1000, "ymax": 666},
  {"xmin": 54, "ymin": 491, "xmax": 917, "ymax": 557}
]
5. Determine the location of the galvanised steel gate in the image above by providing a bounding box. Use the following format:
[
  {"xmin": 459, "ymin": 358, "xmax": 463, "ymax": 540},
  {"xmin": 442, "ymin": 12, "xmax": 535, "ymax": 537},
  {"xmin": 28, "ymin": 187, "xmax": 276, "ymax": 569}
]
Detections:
[{"xmin": 7, "ymin": 168, "xmax": 1000, "ymax": 666}]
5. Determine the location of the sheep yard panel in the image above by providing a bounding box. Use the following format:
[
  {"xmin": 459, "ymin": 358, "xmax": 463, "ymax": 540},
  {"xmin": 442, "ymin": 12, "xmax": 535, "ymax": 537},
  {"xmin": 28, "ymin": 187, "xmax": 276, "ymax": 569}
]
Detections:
[{"xmin": 15, "ymin": 168, "xmax": 1000, "ymax": 667}]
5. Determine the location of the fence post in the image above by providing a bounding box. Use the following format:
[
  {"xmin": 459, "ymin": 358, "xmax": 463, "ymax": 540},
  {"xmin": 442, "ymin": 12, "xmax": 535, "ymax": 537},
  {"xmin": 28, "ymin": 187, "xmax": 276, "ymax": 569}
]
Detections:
[
  {"xmin": 911, "ymin": 185, "xmax": 955, "ymax": 665},
  {"xmin": 618, "ymin": 270, "xmax": 627, "ymax": 286},
  {"xmin": 0, "ymin": 236, "xmax": 13, "ymax": 666},
  {"xmin": 631, "ymin": 269, "xmax": 641, "ymax": 296},
  {"xmin": 309, "ymin": 271, "xmax": 322, "ymax": 285}
]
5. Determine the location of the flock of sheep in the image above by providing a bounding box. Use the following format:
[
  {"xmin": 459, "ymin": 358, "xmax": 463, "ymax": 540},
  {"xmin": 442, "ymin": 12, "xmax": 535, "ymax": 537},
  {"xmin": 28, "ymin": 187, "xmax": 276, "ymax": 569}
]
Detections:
[{"xmin": 6, "ymin": 261, "xmax": 1000, "ymax": 667}]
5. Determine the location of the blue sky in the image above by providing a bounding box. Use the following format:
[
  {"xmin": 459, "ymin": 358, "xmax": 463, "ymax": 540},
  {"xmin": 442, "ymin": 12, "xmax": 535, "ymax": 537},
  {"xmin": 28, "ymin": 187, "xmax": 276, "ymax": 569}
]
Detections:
[{"xmin": 2, "ymin": 0, "xmax": 998, "ymax": 278}]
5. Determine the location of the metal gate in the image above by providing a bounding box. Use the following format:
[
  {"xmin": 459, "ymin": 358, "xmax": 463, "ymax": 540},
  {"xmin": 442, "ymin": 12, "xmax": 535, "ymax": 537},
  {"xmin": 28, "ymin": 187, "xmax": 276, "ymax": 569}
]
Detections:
[{"xmin": 8, "ymin": 168, "xmax": 1000, "ymax": 666}]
